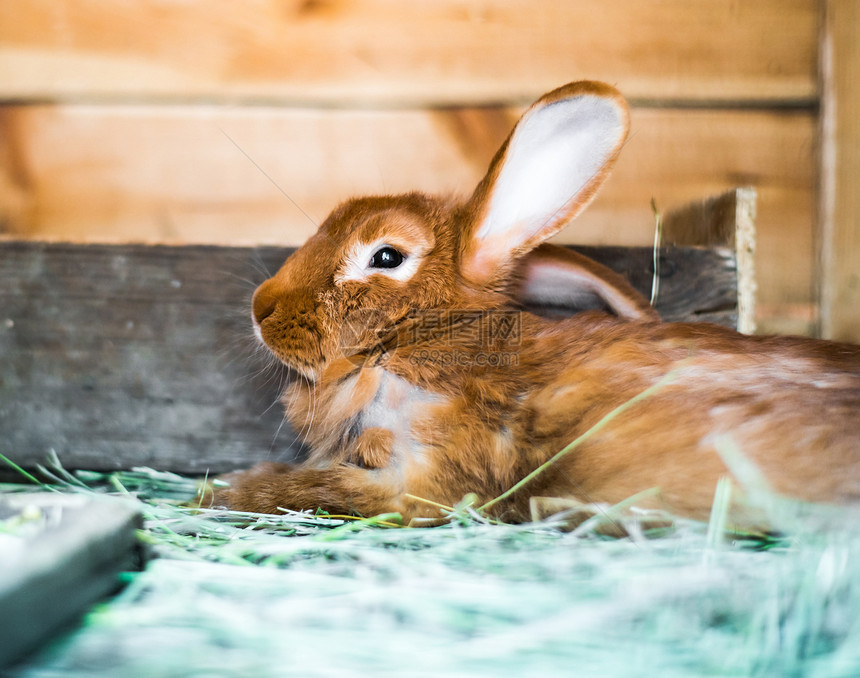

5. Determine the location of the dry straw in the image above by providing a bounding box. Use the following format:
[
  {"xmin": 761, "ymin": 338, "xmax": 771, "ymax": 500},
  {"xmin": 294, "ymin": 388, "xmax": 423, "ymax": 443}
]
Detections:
[{"xmin": 4, "ymin": 450, "xmax": 860, "ymax": 676}]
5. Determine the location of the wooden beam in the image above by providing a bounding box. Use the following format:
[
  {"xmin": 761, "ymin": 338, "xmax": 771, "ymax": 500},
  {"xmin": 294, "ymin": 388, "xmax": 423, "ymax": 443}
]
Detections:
[
  {"xmin": 0, "ymin": 0, "xmax": 818, "ymax": 106},
  {"xmin": 819, "ymin": 0, "xmax": 860, "ymax": 341}
]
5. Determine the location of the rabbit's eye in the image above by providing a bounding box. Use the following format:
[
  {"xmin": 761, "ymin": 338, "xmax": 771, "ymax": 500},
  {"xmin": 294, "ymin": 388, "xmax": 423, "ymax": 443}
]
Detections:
[{"xmin": 369, "ymin": 246, "xmax": 405, "ymax": 269}]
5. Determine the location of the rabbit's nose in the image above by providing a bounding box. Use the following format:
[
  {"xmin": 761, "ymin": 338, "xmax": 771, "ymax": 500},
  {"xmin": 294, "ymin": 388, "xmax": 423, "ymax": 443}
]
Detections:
[{"xmin": 252, "ymin": 286, "xmax": 278, "ymax": 324}]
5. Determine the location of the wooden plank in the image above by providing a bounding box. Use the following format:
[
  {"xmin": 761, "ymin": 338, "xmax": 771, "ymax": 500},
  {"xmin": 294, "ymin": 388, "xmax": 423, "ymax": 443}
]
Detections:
[
  {"xmin": 0, "ymin": 104, "xmax": 817, "ymax": 334},
  {"xmin": 0, "ymin": 243, "xmax": 302, "ymax": 473},
  {"xmin": 0, "ymin": 492, "xmax": 142, "ymax": 670},
  {"xmin": 0, "ymin": 240, "xmax": 738, "ymax": 474},
  {"xmin": 819, "ymin": 0, "xmax": 860, "ymax": 342},
  {"xmin": 0, "ymin": 0, "xmax": 818, "ymax": 106},
  {"xmin": 574, "ymin": 245, "xmax": 739, "ymax": 328},
  {"xmin": 662, "ymin": 189, "xmax": 757, "ymax": 334}
]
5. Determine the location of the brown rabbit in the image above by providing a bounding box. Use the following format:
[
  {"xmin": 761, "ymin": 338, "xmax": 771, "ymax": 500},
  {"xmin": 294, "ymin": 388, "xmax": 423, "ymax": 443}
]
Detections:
[{"xmin": 215, "ymin": 81, "xmax": 860, "ymax": 526}]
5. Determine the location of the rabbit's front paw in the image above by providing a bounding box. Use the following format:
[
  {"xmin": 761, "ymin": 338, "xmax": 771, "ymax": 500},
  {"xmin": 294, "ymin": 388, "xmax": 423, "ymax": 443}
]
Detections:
[
  {"xmin": 208, "ymin": 462, "xmax": 295, "ymax": 512},
  {"xmin": 347, "ymin": 427, "xmax": 394, "ymax": 469}
]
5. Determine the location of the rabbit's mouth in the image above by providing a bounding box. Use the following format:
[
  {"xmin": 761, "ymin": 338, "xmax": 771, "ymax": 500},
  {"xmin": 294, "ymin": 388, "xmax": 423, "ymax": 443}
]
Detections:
[{"xmin": 254, "ymin": 319, "xmax": 327, "ymax": 382}]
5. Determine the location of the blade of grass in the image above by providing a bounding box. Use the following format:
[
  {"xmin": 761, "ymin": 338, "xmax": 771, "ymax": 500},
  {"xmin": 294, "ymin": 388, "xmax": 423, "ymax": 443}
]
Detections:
[
  {"xmin": 0, "ymin": 453, "xmax": 52, "ymax": 489},
  {"xmin": 705, "ymin": 476, "xmax": 733, "ymax": 558},
  {"xmin": 403, "ymin": 493, "xmax": 455, "ymax": 514},
  {"xmin": 46, "ymin": 448, "xmax": 91, "ymax": 489},
  {"xmin": 650, "ymin": 197, "xmax": 663, "ymax": 307}
]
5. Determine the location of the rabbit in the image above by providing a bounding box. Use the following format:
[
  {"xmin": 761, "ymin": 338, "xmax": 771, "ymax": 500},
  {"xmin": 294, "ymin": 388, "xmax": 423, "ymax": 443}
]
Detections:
[{"xmin": 213, "ymin": 80, "xmax": 860, "ymax": 528}]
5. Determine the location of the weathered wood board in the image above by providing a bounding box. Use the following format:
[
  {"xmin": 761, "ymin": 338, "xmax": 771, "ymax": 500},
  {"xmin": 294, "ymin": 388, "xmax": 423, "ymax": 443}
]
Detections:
[
  {"xmin": 0, "ymin": 492, "xmax": 142, "ymax": 670},
  {"xmin": 0, "ymin": 0, "xmax": 818, "ymax": 106},
  {"xmin": 1, "ymin": 243, "xmax": 301, "ymax": 473},
  {"xmin": 0, "ymin": 234, "xmax": 741, "ymax": 474}
]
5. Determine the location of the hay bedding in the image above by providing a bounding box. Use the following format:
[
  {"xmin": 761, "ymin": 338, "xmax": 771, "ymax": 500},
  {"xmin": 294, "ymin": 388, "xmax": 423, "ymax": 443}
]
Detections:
[{"xmin": 3, "ymin": 464, "xmax": 860, "ymax": 678}]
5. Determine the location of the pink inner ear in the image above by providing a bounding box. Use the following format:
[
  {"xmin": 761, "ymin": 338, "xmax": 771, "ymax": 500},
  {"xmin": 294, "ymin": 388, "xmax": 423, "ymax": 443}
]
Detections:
[
  {"xmin": 523, "ymin": 259, "xmax": 599, "ymax": 299},
  {"xmin": 475, "ymin": 95, "xmax": 626, "ymax": 252},
  {"xmin": 519, "ymin": 259, "xmax": 611, "ymax": 316},
  {"xmin": 462, "ymin": 89, "xmax": 629, "ymax": 287},
  {"xmin": 517, "ymin": 247, "xmax": 657, "ymax": 321}
]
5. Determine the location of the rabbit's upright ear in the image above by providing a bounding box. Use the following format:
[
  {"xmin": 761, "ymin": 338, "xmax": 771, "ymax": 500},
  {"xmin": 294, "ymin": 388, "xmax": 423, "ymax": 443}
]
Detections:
[{"xmin": 461, "ymin": 81, "xmax": 629, "ymax": 286}]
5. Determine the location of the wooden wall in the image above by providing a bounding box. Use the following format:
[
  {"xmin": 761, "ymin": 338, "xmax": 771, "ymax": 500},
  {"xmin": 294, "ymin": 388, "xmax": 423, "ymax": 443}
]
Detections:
[{"xmin": 0, "ymin": 0, "xmax": 855, "ymax": 338}]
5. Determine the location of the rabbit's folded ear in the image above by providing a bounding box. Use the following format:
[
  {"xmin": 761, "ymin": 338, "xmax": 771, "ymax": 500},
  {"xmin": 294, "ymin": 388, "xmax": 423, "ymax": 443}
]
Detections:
[
  {"xmin": 461, "ymin": 81, "xmax": 629, "ymax": 286},
  {"xmin": 515, "ymin": 244, "xmax": 659, "ymax": 322}
]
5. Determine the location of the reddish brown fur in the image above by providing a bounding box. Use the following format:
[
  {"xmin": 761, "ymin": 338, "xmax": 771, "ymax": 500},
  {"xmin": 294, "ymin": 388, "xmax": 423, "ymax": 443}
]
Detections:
[{"xmin": 215, "ymin": 81, "xmax": 860, "ymax": 528}]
